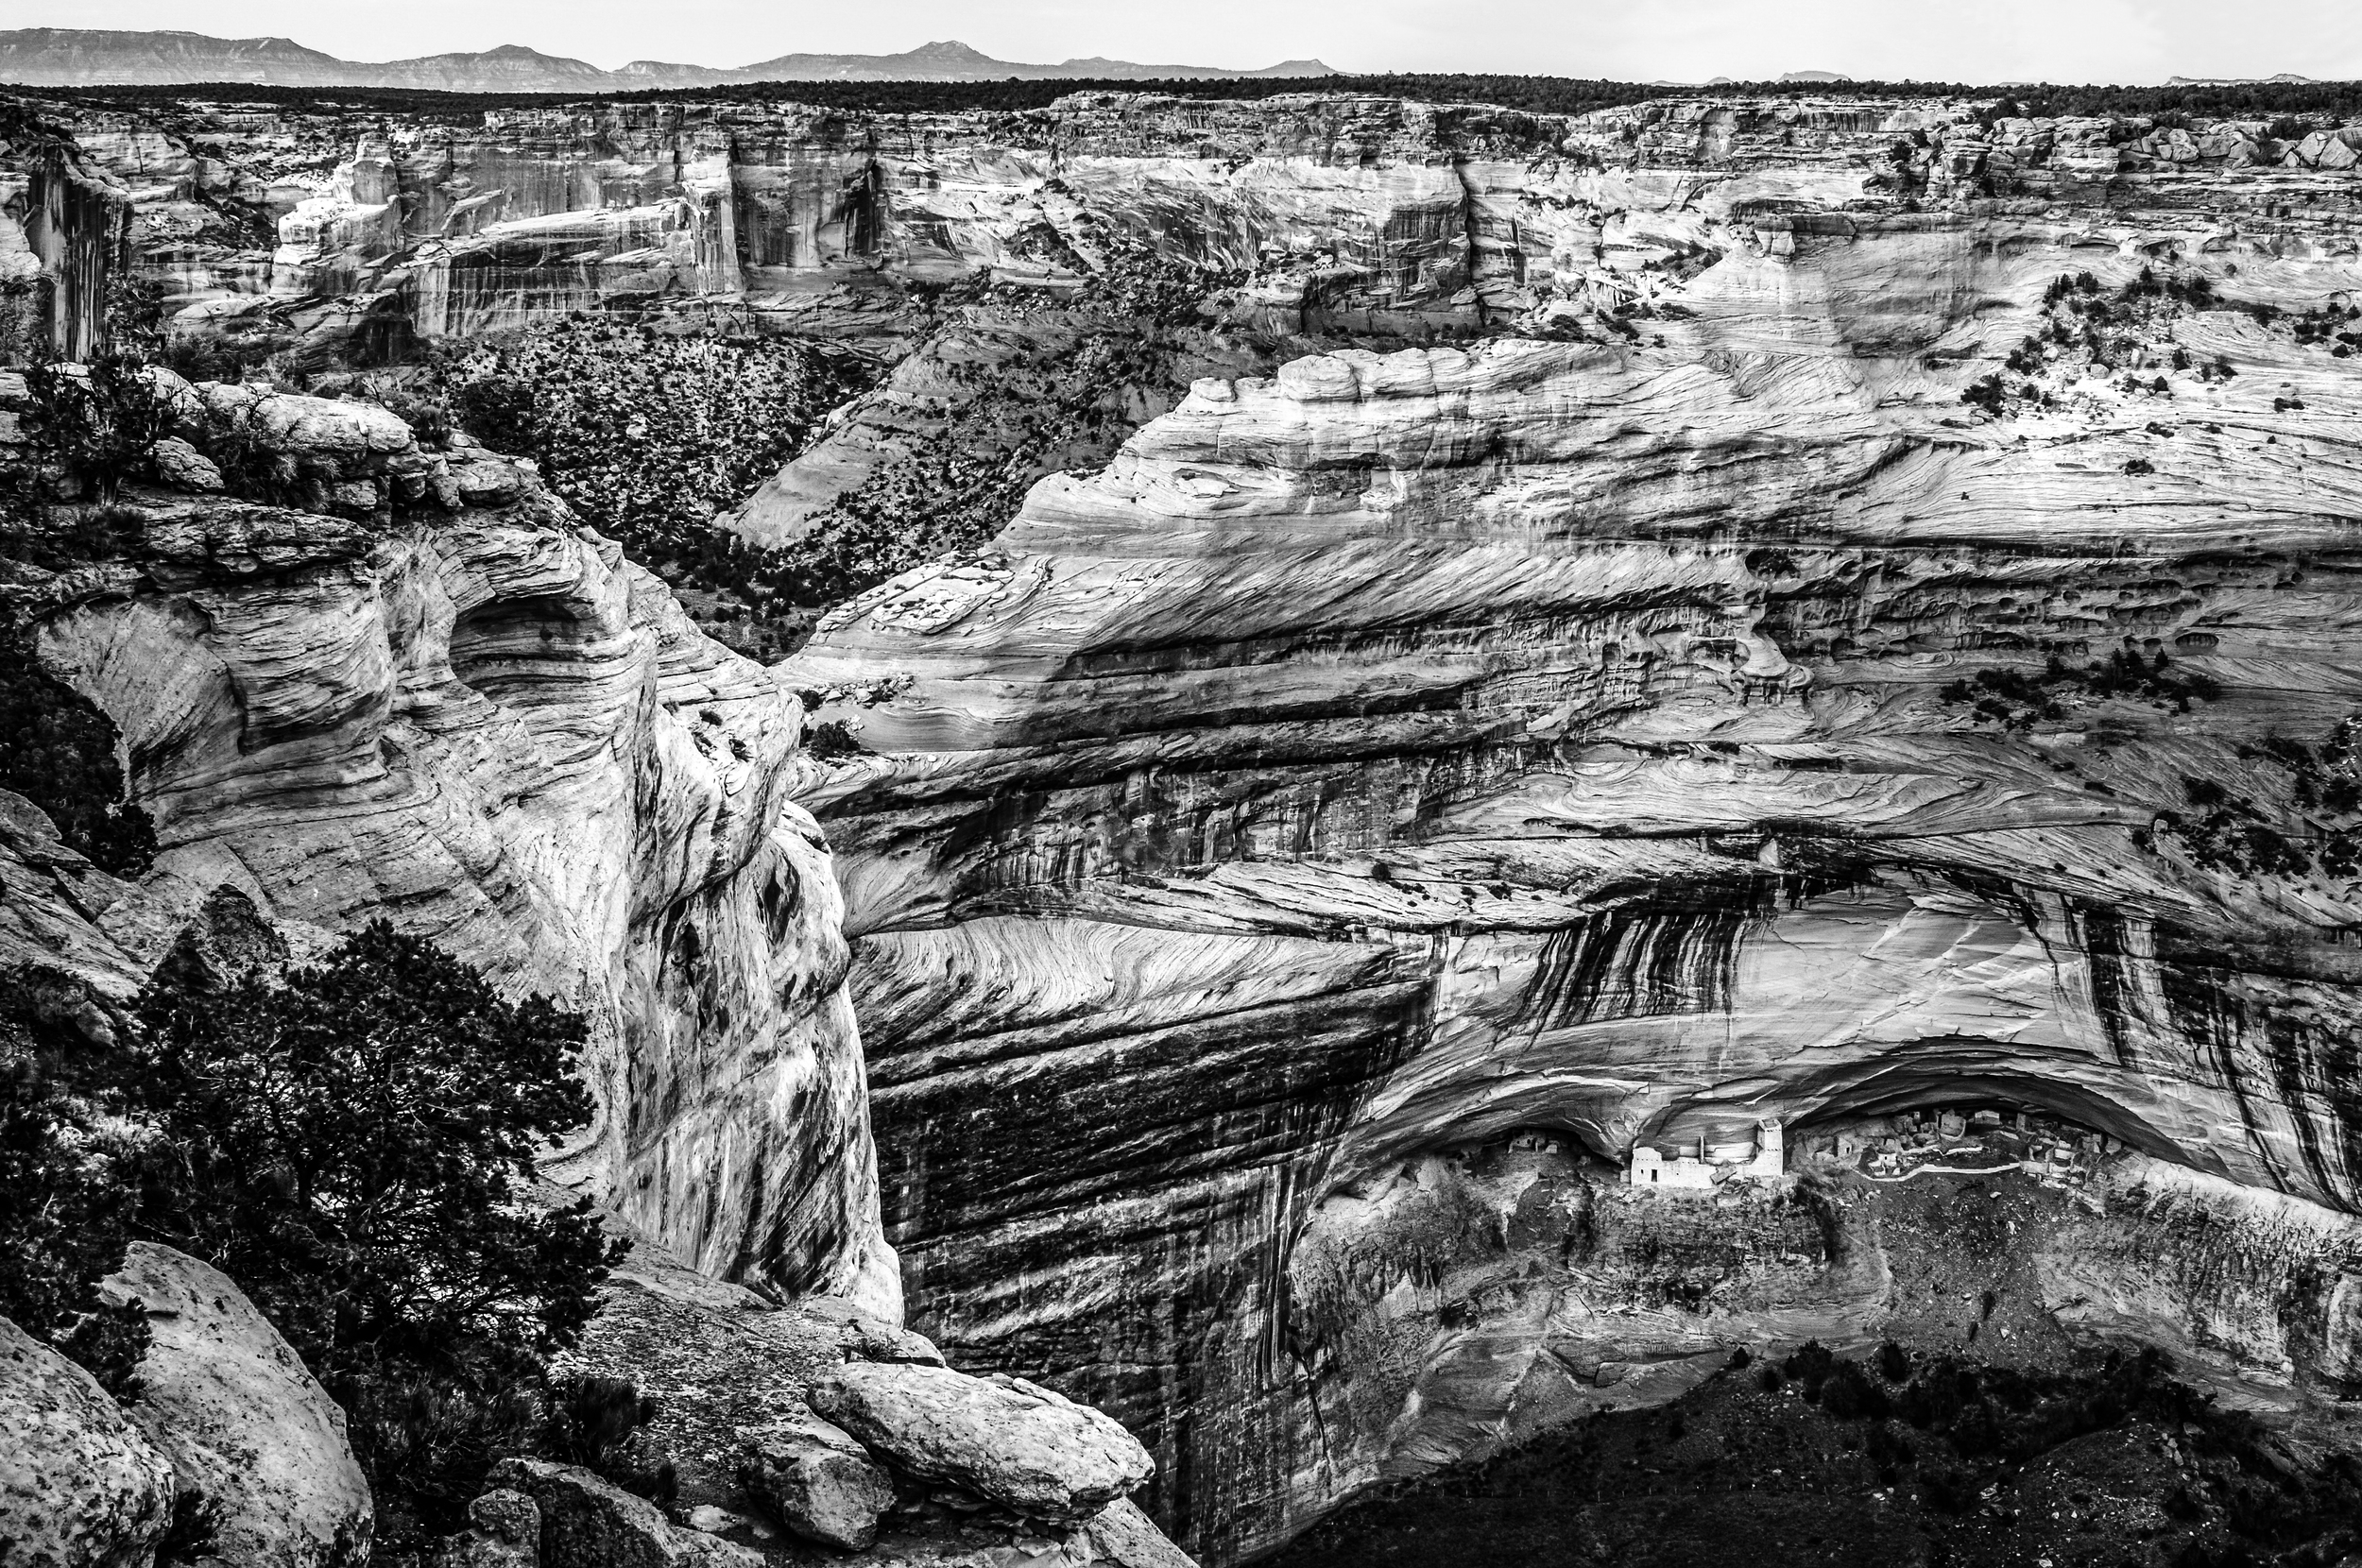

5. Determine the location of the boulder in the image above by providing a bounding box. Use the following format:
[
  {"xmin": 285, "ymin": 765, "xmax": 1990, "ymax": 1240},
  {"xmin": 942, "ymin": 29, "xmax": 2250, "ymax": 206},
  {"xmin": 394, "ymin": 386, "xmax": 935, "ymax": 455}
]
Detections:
[
  {"xmin": 431, "ymin": 1490, "xmax": 539, "ymax": 1568},
  {"xmin": 328, "ymin": 479, "xmax": 383, "ymax": 515},
  {"xmin": 799, "ymin": 1296, "xmax": 948, "ymax": 1367},
  {"xmin": 805, "ymin": 1364, "xmax": 1153, "ymax": 1524},
  {"xmin": 486, "ymin": 1458, "xmax": 761, "ymax": 1568},
  {"xmin": 2328, "ymin": 1272, "xmax": 2362, "ymax": 1382},
  {"xmin": 851, "ymin": 1319, "xmax": 948, "ymax": 1367},
  {"xmin": 736, "ymin": 1408, "xmax": 894, "ymax": 1549},
  {"xmin": 148, "ymin": 436, "xmax": 224, "ymax": 492},
  {"xmin": 192, "ymin": 383, "xmax": 414, "ymax": 462},
  {"xmin": 0, "ymin": 1314, "xmax": 177, "ymax": 1568},
  {"xmin": 453, "ymin": 457, "xmax": 522, "ymax": 507},
  {"xmin": 99, "ymin": 1243, "xmax": 371, "ymax": 1568},
  {"xmin": 146, "ymin": 884, "xmax": 288, "ymax": 997},
  {"xmin": 1079, "ymin": 1499, "xmax": 1197, "ymax": 1568}
]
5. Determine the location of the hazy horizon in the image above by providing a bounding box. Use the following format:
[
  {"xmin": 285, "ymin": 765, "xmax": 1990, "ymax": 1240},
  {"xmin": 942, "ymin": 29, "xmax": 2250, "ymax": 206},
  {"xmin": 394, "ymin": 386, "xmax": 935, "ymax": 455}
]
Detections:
[{"xmin": 16, "ymin": 0, "xmax": 2362, "ymax": 85}]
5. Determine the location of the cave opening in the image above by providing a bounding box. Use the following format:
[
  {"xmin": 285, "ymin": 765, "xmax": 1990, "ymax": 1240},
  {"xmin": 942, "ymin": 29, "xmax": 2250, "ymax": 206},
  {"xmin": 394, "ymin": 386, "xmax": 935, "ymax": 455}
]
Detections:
[{"xmin": 1780, "ymin": 1067, "xmax": 2190, "ymax": 1172}]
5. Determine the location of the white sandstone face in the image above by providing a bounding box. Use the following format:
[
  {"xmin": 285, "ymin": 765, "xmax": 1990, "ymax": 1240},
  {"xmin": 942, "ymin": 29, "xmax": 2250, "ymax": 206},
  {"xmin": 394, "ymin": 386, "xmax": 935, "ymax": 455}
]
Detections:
[
  {"xmin": 17, "ymin": 401, "xmax": 892, "ymax": 1312},
  {"xmin": 16, "ymin": 84, "xmax": 2362, "ymax": 1564},
  {"xmin": 783, "ymin": 211, "xmax": 2362, "ymax": 1556}
]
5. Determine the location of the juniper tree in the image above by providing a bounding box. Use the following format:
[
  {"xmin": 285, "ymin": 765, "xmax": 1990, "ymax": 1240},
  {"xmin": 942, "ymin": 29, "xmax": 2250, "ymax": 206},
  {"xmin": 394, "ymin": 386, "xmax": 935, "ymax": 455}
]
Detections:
[{"xmin": 132, "ymin": 920, "xmax": 625, "ymax": 1534}]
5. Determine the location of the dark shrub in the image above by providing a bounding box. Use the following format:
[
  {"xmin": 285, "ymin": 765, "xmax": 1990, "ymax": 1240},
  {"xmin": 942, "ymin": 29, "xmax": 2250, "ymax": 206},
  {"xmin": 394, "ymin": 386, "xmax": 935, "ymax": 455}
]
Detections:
[
  {"xmin": 1781, "ymin": 1339, "xmax": 1836, "ymax": 1396},
  {"xmin": 131, "ymin": 922, "xmax": 626, "ymax": 1541},
  {"xmin": 547, "ymin": 1372, "xmax": 676, "ymax": 1504},
  {"xmin": 1819, "ymin": 1360, "xmax": 1892, "ymax": 1421},
  {"xmin": 21, "ymin": 353, "xmax": 175, "ymax": 504},
  {"xmin": 448, "ymin": 376, "xmax": 538, "ymax": 457},
  {"xmin": 0, "ymin": 635, "xmax": 156, "ymax": 878},
  {"xmin": 1948, "ymin": 1398, "xmax": 2004, "ymax": 1457},
  {"xmin": 1896, "ymin": 1360, "xmax": 1977, "ymax": 1428},
  {"xmin": 804, "ymin": 718, "xmax": 868, "ymax": 758},
  {"xmin": 0, "ymin": 1012, "xmax": 149, "ymax": 1398},
  {"xmin": 1865, "ymin": 1422, "xmax": 1916, "ymax": 1471}
]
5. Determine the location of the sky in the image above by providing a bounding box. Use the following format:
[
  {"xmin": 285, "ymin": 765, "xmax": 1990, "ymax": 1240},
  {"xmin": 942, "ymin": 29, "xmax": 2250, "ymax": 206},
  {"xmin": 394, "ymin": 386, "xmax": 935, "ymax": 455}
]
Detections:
[{"xmin": 23, "ymin": 0, "xmax": 2362, "ymax": 83}]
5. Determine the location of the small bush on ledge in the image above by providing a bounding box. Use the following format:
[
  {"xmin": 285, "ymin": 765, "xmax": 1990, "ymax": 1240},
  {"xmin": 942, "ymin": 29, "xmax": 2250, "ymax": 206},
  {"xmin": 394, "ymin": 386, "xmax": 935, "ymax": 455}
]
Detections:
[{"xmin": 1939, "ymin": 649, "xmax": 2222, "ymax": 730}]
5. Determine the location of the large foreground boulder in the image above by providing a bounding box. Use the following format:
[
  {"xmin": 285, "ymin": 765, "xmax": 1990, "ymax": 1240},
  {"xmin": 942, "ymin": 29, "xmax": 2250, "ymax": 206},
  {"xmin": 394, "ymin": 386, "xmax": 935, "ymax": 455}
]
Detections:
[
  {"xmin": 736, "ymin": 1407, "xmax": 894, "ymax": 1549},
  {"xmin": 100, "ymin": 1243, "xmax": 371, "ymax": 1568},
  {"xmin": 0, "ymin": 1315, "xmax": 177, "ymax": 1568},
  {"xmin": 805, "ymin": 1364, "xmax": 1154, "ymax": 1523},
  {"xmin": 487, "ymin": 1459, "xmax": 760, "ymax": 1568}
]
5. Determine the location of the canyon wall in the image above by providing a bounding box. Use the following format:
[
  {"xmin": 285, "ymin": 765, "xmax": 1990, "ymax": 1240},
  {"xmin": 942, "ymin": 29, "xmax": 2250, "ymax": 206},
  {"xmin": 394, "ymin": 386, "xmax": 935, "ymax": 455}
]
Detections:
[
  {"xmin": 779, "ymin": 144, "xmax": 2362, "ymax": 1559},
  {"xmin": 0, "ymin": 136, "xmax": 128, "ymax": 361},
  {"xmin": 56, "ymin": 91, "xmax": 2360, "ymax": 362},
  {"xmin": 15, "ymin": 82, "xmax": 2362, "ymax": 1564},
  {"xmin": 0, "ymin": 380, "xmax": 897, "ymax": 1315},
  {"xmin": 62, "ymin": 93, "xmax": 1585, "ymax": 348}
]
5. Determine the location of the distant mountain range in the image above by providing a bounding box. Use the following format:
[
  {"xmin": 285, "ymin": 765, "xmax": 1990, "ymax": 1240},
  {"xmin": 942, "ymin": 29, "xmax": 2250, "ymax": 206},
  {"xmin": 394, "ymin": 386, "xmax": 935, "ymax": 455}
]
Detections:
[
  {"xmin": 0, "ymin": 30, "xmax": 1338, "ymax": 92},
  {"xmin": 2164, "ymin": 73, "xmax": 2315, "ymax": 86}
]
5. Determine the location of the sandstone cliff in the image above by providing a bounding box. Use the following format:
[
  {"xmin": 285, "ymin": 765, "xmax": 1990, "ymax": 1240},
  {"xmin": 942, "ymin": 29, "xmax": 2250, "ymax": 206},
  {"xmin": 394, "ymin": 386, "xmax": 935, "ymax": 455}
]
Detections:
[
  {"xmin": 0, "ymin": 125, "xmax": 128, "ymax": 362},
  {"xmin": 779, "ymin": 163, "xmax": 2362, "ymax": 1557},
  {"xmin": 11, "ymin": 80, "xmax": 2362, "ymax": 1568},
  {"xmin": 1, "ymin": 375, "xmax": 895, "ymax": 1313},
  {"xmin": 39, "ymin": 91, "xmax": 2360, "ymax": 367}
]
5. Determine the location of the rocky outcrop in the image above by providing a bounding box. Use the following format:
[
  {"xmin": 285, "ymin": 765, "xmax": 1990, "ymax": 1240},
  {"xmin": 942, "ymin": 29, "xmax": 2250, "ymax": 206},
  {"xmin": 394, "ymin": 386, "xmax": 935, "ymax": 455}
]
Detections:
[
  {"xmin": 5, "ymin": 382, "xmax": 893, "ymax": 1310},
  {"xmin": 0, "ymin": 1315, "xmax": 177, "ymax": 1568},
  {"xmin": 0, "ymin": 786, "xmax": 152, "ymax": 1029},
  {"xmin": 2031, "ymin": 1154, "xmax": 2362, "ymax": 1409},
  {"xmin": 98, "ymin": 1243, "xmax": 371, "ymax": 1568},
  {"xmin": 13, "ymin": 79, "xmax": 2362, "ymax": 1568},
  {"xmin": 0, "ymin": 133, "xmax": 128, "ymax": 364},
  {"xmin": 809, "ymin": 1363, "xmax": 1156, "ymax": 1524},
  {"xmin": 736, "ymin": 1409, "xmax": 894, "ymax": 1549},
  {"xmin": 430, "ymin": 1491, "xmax": 540, "ymax": 1568},
  {"xmin": 1074, "ymin": 1501, "xmax": 1195, "ymax": 1568},
  {"xmin": 781, "ymin": 175, "xmax": 2362, "ymax": 1556},
  {"xmin": 487, "ymin": 1459, "xmax": 760, "ymax": 1568},
  {"xmin": 553, "ymin": 1230, "xmax": 1196, "ymax": 1567}
]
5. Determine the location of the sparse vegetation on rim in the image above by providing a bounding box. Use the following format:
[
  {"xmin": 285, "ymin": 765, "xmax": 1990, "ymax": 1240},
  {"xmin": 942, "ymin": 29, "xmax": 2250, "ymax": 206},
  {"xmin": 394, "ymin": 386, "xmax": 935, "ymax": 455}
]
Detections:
[{"xmin": 37, "ymin": 76, "xmax": 2362, "ymax": 124}]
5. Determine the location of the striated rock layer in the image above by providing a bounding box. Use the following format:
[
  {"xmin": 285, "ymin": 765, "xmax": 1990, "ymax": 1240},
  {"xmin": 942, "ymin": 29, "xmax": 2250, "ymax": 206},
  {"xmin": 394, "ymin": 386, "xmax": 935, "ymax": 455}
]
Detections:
[
  {"xmin": 13, "ymin": 81, "xmax": 2362, "ymax": 1564},
  {"xmin": 45, "ymin": 91, "xmax": 2356, "ymax": 362},
  {"xmin": 4, "ymin": 384, "xmax": 895, "ymax": 1312},
  {"xmin": 783, "ymin": 192, "xmax": 2362, "ymax": 1558}
]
